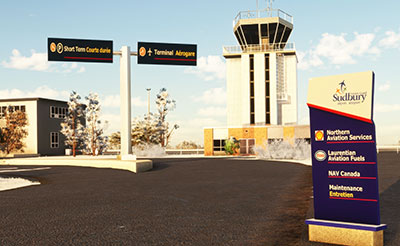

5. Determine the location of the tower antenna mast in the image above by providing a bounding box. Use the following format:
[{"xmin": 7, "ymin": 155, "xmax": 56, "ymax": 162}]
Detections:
[{"xmin": 267, "ymin": 0, "xmax": 274, "ymax": 10}]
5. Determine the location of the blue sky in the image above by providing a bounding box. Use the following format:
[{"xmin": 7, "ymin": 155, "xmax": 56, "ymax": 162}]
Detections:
[{"xmin": 1, "ymin": 0, "xmax": 400, "ymax": 146}]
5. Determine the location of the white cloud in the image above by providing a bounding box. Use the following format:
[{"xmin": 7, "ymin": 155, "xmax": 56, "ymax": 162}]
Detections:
[
  {"xmin": 0, "ymin": 85, "xmax": 69, "ymax": 100},
  {"xmin": 297, "ymin": 50, "xmax": 323, "ymax": 70},
  {"xmin": 298, "ymin": 32, "xmax": 380, "ymax": 70},
  {"xmin": 102, "ymin": 95, "xmax": 120, "ymax": 108},
  {"xmin": 132, "ymin": 97, "xmax": 147, "ymax": 107},
  {"xmin": 375, "ymin": 103, "xmax": 400, "ymax": 113},
  {"xmin": 185, "ymin": 55, "xmax": 226, "ymax": 81},
  {"xmin": 1, "ymin": 49, "xmax": 85, "ymax": 73},
  {"xmin": 193, "ymin": 87, "xmax": 226, "ymax": 105},
  {"xmin": 101, "ymin": 94, "xmax": 147, "ymax": 108},
  {"xmin": 377, "ymin": 81, "xmax": 391, "ymax": 92},
  {"xmin": 197, "ymin": 106, "xmax": 227, "ymax": 117},
  {"xmin": 2, "ymin": 49, "xmax": 49, "ymax": 71},
  {"xmin": 379, "ymin": 30, "xmax": 400, "ymax": 49}
]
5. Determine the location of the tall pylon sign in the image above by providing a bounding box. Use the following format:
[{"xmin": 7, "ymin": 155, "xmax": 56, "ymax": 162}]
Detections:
[{"xmin": 306, "ymin": 71, "xmax": 387, "ymax": 246}]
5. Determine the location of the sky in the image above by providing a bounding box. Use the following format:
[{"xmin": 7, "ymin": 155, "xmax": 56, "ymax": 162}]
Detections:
[{"xmin": 1, "ymin": 0, "xmax": 400, "ymax": 146}]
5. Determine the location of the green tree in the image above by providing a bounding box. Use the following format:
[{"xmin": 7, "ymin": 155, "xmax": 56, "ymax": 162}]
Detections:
[{"xmin": 224, "ymin": 137, "xmax": 240, "ymax": 155}]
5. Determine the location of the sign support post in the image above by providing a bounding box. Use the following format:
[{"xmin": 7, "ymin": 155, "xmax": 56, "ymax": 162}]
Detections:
[
  {"xmin": 119, "ymin": 46, "xmax": 132, "ymax": 157},
  {"xmin": 114, "ymin": 46, "xmax": 138, "ymax": 159}
]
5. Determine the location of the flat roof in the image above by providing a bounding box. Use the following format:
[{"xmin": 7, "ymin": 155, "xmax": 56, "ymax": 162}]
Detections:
[{"xmin": 0, "ymin": 97, "xmax": 67, "ymax": 104}]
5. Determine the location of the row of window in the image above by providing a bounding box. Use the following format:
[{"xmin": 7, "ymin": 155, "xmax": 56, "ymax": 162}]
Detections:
[
  {"xmin": 249, "ymin": 54, "xmax": 255, "ymax": 124},
  {"xmin": 249, "ymin": 54, "xmax": 271, "ymax": 125},
  {"xmin": 213, "ymin": 138, "xmax": 255, "ymax": 155},
  {"xmin": 0, "ymin": 105, "xmax": 26, "ymax": 117},
  {"xmin": 0, "ymin": 105, "xmax": 68, "ymax": 119},
  {"xmin": 50, "ymin": 106, "xmax": 68, "ymax": 119},
  {"xmin": 265, "ymin": 54, "xmax": 271, "ymax": 124}
]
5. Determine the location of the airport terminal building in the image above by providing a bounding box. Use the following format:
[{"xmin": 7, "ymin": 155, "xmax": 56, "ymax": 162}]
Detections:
[
  {"xmin": 0, "ymin": 98, "xmax": 68, "ymax": 156},
  {"xmin": 204, "ymin": 6, "xmax": 310, "ymax": 156}
]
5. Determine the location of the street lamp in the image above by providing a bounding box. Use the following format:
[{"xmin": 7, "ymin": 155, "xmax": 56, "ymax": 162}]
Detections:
[{"xmin": 146, "ymin": 88, "xmax": 151, "ymax": 116}]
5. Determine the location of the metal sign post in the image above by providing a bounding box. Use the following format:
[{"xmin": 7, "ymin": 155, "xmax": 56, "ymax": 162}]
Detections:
[{"xmin": 113, "ymin": 47, "xmax": 137, "ymax": 159}]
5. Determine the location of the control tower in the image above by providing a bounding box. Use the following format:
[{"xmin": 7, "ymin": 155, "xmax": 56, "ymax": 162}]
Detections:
[
  {"xmin": 203, "ymin": 2, "xmax": 308, "ymax": 157},
  {"xmin": 223, "ymin": 1, "xmax": 297, "ymax": 126}
]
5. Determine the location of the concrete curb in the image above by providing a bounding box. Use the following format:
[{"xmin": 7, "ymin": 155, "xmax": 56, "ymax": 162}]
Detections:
[{"xmin": 0, "ymin": 157, "xmax": 152, "ymax": 173}]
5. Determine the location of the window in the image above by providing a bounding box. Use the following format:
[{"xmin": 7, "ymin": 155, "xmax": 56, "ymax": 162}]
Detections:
[
  {"xmin": 213, "ymin": 139, "xmax": 226, "ymax": 152},
  {"xmin": 0, "ymin": 106, "xmax": 6, "ymax": 117},
  {"xmin": 249, "ymin": 54, "xmax": 255, "ymax": 124},
  {"xmin": 268, "ymin": 138, "xmax": 283, "ymax": 145},
  {"xmin": 50, "ymin": 132, "xmax": 59, "ymax": 148},
  {"xmin": 50, "ymin": 106, "xmax": 67, "ymax": 119},
  {"xmin": 265, "ymin": 54, "xmax": 271, "ymax": 124},
  {"xmin": 239, "ymin": 139, "xmax": 255, "ymax": 154},
  {"xmin": 0, "ymin": 105, "xmax": 26, "ymax": 118}
]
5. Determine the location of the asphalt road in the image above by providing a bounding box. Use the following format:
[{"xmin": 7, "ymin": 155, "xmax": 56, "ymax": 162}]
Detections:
[{"xmin": 0, "ymin": 153, "xmax": 399, "ymax": 246}]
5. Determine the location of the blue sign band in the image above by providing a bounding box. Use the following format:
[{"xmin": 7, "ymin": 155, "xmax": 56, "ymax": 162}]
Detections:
[{"xmin": 309, "ymin": 106, "xmax": 381, "ymax": 225}]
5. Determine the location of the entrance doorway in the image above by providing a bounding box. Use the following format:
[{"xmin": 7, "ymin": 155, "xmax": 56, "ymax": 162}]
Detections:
[{"xmin": 239, "ymin": 138, "xmax": 255, "ymax": 155}]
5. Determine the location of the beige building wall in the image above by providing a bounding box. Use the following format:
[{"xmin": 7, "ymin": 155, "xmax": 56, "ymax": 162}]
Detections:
[
  {"xmin": 203, "ymin": 128, "xmax": 213, "ymax": 156},
  {"xmin": 213, "ymin": 128, "xmax": 228, "ymax": 140},
  {"xmin": 226, "ymin": 57, "xmax": 242, "ymax": 127},
  {"xmin": 254, "ymin": 53, "xmax": 266, "ymax": 124},
  {"xmin": 254, "ymin": 127, "xmax": 268, "ymax": 146},
  {"xmin": 294, "ymin": 125, "xmax": 311, "ymax": 139},
  {"xmin": 240, "ymin": 54, "xmax": 250, "ymax": 126},
  {"xmin": 269, "ymin": 52, "xmax": 278, "ymax": 125}
]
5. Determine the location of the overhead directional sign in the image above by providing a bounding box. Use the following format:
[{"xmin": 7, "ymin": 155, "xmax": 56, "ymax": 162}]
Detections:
[
  {"xmin": 307, "ymin": 71, "xmax": 381, "ymax": 225},
  {"xmin": 137, "ymin": 42, "xmax": 197, "ymax": 66},
  {"xmin": 48, "ymin": 38, "xmax": 113, "ymax": 63}
]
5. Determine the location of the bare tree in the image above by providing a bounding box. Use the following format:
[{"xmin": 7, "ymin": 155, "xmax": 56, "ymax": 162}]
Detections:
[
  {"xmin": 176, "ymin": 141, "xmax": 201, "ymax": 149},
  {"xmin": 60, "ymin": 91, "xmax": 85, "ymax": 157},
  {"xmin": 83, "ymin": 93, "xmax": 108, "ymax": 155},
  {"xmin": 155, "ymin": 88, "xmax": 178, "ymax": 147}
]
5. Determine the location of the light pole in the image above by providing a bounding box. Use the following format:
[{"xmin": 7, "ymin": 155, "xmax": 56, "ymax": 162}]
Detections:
[{"xmin": 146, "ymin": 88, "xmax": 151, "ymax": 116}]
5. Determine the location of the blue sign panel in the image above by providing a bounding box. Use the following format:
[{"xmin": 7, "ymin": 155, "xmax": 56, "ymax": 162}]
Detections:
[{"xmin": 307, "ymin": 71, "xmax": 380, "ymax": 225}]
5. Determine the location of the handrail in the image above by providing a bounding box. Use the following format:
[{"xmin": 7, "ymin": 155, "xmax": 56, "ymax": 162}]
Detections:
[
  {"xmin": 223, "ymin": 43, "xmax": 295, "ymax": 54},
  {"xmin": 166, "ymin": 149, "xmax": 204, "ymax": 155},
  {"xmin": 234, "ymin": 8, "xmax": 293, "ymax": 25}
]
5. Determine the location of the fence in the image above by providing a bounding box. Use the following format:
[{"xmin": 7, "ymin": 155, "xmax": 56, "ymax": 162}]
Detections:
[
  {"xmin": 104, "ymin": 149, "xmax": 204, "ymax": 156},
  {"xmin": 165, "ymin": 149, "xmax": 204, "ymax": 155}
]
